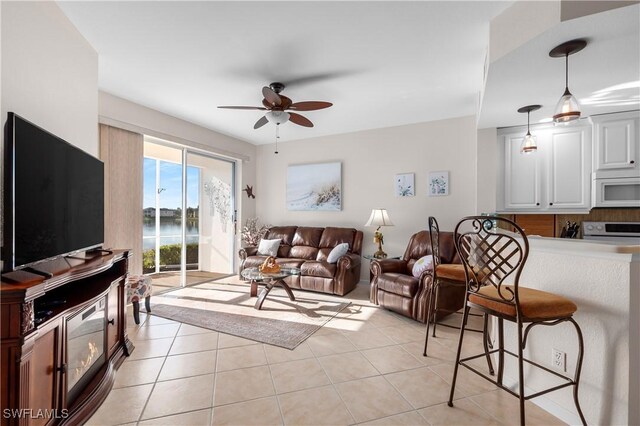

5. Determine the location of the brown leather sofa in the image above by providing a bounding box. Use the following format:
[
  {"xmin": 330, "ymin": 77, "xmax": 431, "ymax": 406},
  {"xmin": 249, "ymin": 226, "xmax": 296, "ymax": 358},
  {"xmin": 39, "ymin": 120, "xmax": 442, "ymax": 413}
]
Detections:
[
  {"xmin": 370, "ymin": 230, "xmax": 465, "ymax": 322},
  {"xmin": 239, "ymin": 226, "xmax": 363, "ymax": 296}
]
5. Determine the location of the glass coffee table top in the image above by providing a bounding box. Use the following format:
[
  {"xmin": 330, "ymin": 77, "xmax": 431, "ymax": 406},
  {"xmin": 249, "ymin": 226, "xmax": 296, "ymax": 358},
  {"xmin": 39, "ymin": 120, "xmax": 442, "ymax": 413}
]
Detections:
[
  {"xmin": 241, "ymin": 267, "xmax": 301, "ymax": 310},
  {"xmin": 240, "ymin": 267, "xmax": 301, "ymax": 281}
]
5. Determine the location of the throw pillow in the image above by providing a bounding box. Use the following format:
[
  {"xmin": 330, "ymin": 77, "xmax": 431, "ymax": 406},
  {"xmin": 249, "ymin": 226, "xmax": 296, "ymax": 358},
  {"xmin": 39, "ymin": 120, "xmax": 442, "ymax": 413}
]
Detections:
[
  {"xmin": 412, "ymin": 255, "xmax": 434, "ymax": 277},
  {"xmin": 327, "ymin": 243, "xmax": 349, "ymax": 263},
  {"xmin": 257, "ymin": 238, "xmax": 281, "ymax": 257}
]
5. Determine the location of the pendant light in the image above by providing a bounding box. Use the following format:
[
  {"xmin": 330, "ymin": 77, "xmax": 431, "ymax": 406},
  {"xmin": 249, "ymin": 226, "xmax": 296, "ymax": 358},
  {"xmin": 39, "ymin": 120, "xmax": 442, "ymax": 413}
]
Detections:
[
  {"xmin": 549, "ymin": 39, "xmax": 587, "ymax": 124},
  {"xmin": 518, "ymin": 105, "xmax": 541, "ymax": 154}
]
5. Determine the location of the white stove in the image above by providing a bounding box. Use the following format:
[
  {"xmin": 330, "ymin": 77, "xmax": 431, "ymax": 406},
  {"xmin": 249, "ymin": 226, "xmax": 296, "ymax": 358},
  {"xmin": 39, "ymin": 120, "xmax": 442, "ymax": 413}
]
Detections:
[{"xmin": 582, "ymin": 222, "xmax": 640, "ymax": 245}]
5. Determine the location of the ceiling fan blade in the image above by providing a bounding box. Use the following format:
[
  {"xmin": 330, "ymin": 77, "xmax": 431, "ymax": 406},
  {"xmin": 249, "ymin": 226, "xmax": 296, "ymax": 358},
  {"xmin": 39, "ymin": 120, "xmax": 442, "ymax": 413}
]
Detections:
[
  {"xmin": 253, "ymin": 115, "xmax": 269, "ymax": 129},
  {"xmin": 288, "ymin": 112, "xmax": 314, "ymax": 128},
  {"xmin": 288, "ymin": 101, "xmax": 333, "ymax": 111},
  {"xmin": 262, "ymin": 86, "xmax": 282, "ymax": 106},
  {"xmin": 262, "ymin": 99, "xmax": 274, "ymax": 109},
  {"xmin": 279, "ymin": 95, "xmax": 293, "ymax": 110},
  {"xmin": 218, "ymin": 106, "xmax": 267, "ymax": 110}
]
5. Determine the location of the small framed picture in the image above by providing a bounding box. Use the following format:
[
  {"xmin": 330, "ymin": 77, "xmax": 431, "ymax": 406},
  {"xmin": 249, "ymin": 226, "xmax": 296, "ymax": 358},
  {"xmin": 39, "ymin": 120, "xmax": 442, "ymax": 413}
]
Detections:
[
  {"xmin": 428, "ymin": 171, "xmax": 449, "ymax": 196},
  {"xmin": 395, "ymin": 173, "xmax": 415, "ymax": 197}
]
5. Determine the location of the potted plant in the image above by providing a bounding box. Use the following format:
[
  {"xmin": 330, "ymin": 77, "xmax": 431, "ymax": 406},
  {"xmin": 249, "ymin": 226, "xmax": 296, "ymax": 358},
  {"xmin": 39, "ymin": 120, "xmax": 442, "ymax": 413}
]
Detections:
[{"xmin": 241, "ymin": 218, "xmax": 270, "ymax": 247}]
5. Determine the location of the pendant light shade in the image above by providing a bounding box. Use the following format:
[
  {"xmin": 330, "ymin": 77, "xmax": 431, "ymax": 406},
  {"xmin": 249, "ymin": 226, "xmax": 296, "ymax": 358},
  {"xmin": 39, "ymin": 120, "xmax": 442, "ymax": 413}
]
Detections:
[
  {"xmin": 549, "ymin": 39, "xmax": 587, "ymax": 125},
  {"xmin": 553, "ymin": 88, "xmax": 581, "ymax": 124},
  {"xmin": 517, "ymin": 105, "xmax": 541, "ymax": 155},
  {"xmin": 521, "ymin": 131, "xmax": 538, "ymax": 154}
]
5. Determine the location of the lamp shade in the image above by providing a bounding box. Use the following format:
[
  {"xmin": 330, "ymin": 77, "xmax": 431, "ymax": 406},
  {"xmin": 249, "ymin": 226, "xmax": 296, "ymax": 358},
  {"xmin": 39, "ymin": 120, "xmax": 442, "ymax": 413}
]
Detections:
[
  {"xmin": 266, "ymin": 110, "xmax": 290, "ymax": 125},
  {"xmin": 553, "ymin": 90, "xmax": 581, "ymax": 124},
  {"xmin": 365, "ymin": 209, "xmax": 394, "ymax": 227},
  {"xmin": 520, "ymin": 132, "xmax": 537, "ymax": 154}
]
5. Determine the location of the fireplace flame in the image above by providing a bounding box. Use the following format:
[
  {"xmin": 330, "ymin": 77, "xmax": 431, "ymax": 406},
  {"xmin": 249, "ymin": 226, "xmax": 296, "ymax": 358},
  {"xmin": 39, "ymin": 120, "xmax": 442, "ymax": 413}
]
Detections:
[{"xmin": 74, "ymin": 341, "xmax": 99, "ymax": 381}]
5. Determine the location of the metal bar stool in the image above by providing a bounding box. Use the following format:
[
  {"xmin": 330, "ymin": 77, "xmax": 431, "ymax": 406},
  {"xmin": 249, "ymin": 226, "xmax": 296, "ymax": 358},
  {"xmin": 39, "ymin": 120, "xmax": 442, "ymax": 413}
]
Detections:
[
  {"xmin": 423, "ymin": 216, "xmax": 494, "ymax": 377},
  {"xmin": 448, "ymin": 216, "xmax": 586, "ymax": 426}
]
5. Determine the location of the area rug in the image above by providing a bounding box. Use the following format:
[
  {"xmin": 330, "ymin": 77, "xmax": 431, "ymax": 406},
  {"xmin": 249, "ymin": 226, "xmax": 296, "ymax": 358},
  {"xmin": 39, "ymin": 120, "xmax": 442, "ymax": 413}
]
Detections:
[{"xmin": 149, "ymin": 281, "xmax": 351, "ymax": 349}]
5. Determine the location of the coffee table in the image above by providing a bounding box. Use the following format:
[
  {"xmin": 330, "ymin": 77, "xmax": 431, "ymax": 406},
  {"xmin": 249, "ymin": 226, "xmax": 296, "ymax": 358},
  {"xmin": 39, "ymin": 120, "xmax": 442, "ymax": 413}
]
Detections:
[{"xmin": 241, "ymin": 267, "xmax": 301, "ymax": 310}]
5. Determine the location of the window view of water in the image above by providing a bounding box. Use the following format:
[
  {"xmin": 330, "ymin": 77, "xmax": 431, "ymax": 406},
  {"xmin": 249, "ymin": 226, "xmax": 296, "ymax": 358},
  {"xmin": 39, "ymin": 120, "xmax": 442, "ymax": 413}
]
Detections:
[
  {"xmin": 142, "ymin": 219, "xmax": 199, "ymax": 250},
  {"xmin": 143, "ymin": 157, "xmax": 201, "ymax": 272}
]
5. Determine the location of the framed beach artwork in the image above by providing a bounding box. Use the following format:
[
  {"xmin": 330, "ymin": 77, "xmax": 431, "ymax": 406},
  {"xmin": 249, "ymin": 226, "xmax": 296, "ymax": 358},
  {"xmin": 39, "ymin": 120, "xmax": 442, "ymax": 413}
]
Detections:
[
  {"xmin": 428, "ymin": 171, "xmax": 449, "ymax": 196},
  {"xmin": 287, "ymin": 162, "xmax": 342, "ymax": 211},
  {"xmin": 395, "ymin": 173, "xmax": 415, "ymax": 197}
]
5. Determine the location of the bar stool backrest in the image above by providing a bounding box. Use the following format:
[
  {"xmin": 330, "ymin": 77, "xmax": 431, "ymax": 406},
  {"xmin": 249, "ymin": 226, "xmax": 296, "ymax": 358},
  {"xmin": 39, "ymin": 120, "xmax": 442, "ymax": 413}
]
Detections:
[
  {"xmin": 428, "ymin": 216, "xmax": 441, "ymax": 268},
  {"xmin": 453, "ymin": 216, "xmax": 529, "ymax": 312}
]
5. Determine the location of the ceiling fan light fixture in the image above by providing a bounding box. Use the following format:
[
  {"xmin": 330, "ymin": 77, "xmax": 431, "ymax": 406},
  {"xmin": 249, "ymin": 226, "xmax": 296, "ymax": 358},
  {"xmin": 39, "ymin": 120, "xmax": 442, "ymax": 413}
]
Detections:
[
  {"xmin": 549, "ymin": 39, "xmax": 587, "ymax": 125},
  {"xmin": 266, "ymin": 110, "xmax": 290, "ymax": 125}
]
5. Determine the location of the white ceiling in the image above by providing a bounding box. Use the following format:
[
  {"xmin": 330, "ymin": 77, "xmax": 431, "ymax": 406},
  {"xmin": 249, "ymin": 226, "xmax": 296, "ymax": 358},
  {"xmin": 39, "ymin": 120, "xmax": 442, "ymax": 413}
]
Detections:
[
  {"xmin": 479, "ymin": 4, "xmax": 640, "ymax": 129},
  {"xmin": 57, "ymin": 1, "xmax": 511, "ymax": 145}
]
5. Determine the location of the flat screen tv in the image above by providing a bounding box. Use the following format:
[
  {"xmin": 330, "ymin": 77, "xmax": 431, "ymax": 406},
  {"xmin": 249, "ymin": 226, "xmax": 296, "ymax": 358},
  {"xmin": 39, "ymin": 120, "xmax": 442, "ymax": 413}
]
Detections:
[{"xmin": 3, "ymin": 113, "xmax": 104, "ymax": 272}]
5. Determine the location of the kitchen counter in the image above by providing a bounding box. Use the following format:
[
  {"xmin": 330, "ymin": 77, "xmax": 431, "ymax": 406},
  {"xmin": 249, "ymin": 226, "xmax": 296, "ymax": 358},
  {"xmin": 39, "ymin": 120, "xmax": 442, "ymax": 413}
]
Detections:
[
  {"xmin": 493, "ymin": 233, "xmax": 639, "ymax": 425},
  {"xmin": 527, "ymin": 234, "xmax": 640, "ymax": 255}
]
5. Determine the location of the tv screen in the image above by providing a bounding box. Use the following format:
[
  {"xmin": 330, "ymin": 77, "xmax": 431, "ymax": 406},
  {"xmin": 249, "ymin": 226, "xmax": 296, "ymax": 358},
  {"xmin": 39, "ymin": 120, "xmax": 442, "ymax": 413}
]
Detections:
[{"xmin": 5, "ymin": 113, "xmax": 104, "ymax": 271}]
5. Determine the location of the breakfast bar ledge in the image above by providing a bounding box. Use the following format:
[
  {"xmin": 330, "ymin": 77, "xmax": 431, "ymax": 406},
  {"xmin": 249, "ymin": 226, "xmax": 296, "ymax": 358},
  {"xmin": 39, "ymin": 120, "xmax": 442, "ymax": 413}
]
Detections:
[{"xmin": 484, "ymin": 235, "xmax": 639, "ymax": 425}]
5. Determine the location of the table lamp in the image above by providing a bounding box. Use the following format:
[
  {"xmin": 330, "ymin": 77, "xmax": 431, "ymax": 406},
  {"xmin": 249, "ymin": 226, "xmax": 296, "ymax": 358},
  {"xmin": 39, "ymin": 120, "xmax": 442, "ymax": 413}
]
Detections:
[{"xmin": 365, "ymin": 209, "xmax": 394, "ymax": 259}]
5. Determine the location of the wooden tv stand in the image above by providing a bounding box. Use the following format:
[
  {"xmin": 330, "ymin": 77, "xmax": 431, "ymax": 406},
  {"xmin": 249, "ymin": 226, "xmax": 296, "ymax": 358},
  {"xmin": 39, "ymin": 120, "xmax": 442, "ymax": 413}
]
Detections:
[{"xmin": 1, "ymin": 250, "xmax": 133, "ymax": 426}]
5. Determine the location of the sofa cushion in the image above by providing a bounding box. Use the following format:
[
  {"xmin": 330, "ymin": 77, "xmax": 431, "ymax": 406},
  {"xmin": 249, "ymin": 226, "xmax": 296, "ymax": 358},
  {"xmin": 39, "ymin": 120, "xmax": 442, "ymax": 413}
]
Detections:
[
  {"xmin": 275, "ymin": 258, "xmax": 306, "ymax": 269},
  {"xmin": 412, "ymin": 255, "xmax": 434, "ymax": 277},
  {"xmin": 265, "ymin": 226, "xmax": 297, "ymax": 245},
  {"xmin": 292, "ymin": 227, "xmax": 324, "ymax": 247},
  {"xmin": 403, "ymin": 231, "xmax": 431, "ymax": 262},
  {"xmin": 437, "ymin": 232, "xmax": 459, "ymax": 264},
  {"xmin": 257, "ymin": 238, "xmax": 280, "ymax": 256},
  {"xmin": 289, "ymin": 246, "xmax": 319, "ymax": 260},
  {"xmin": 316, "ymin": 248, "xmax": 332, "ymax": 261},
  {"xmin": 319, "ymin": 227, "xmax": 356, "ymax": 249},
  {"xmin": 265, "ymin": 226, "xmax": 297, "ymax": 257},
  {"xmin": 243, "ymin": 256, "xmax": 268, "ymax": 269},
  {"xmin": 377, "ymin": 273, "xmax": 419, "ymax": 298},
  {"xmin": 327, "ymin": 243, "xmax": 349, "ymax": 263},
  {"xmin": 300, "ymin": 261, "xmax": 336, "ymax": 278}
]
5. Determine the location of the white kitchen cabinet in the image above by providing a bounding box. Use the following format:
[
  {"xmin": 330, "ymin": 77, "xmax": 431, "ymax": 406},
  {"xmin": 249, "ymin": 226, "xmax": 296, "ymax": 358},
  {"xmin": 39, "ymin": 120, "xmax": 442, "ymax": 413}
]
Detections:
[
  {"xmin": 592, "ymin": 111, "xmax": 640, "ymax": 178},
  {"xmin": 498, "ymin": 122, "xmax": 592, "ymax": 213},
  {"xmin": 547, "ymin": 126, "xmax": 592, "ymax": 210},
  {"xmin": 503, "ymin": 132, "xmax": 542, "ymax": 211}
]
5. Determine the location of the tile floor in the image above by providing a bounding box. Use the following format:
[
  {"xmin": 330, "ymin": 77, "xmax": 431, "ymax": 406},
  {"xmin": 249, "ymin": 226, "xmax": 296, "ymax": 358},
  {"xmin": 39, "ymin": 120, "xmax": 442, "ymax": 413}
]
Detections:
[{"xmin": 87, "ymin": 281, "xmax": 565, "ymax": 426}]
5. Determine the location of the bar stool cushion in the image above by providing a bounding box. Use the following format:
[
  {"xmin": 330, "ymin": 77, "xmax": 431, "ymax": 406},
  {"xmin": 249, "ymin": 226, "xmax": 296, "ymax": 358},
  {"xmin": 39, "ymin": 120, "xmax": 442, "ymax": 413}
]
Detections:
[
  {"xmin": 469, "ymin": 285, "xmax": 577, "ymax": 320},
  {"xmin": 435, "ymin": 264, "xmax": 466, "ymax": 282}
]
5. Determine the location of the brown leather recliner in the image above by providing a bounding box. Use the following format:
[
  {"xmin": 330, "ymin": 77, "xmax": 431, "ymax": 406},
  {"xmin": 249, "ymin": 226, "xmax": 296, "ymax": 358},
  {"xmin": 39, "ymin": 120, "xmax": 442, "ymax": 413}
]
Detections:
[
  {"xmin": 370, "ymin": 230, "xmax": 465, "ymax": 322},
  {"xmin": 239, "ymin": 226, "xmax": 363, "ymax": 296}
]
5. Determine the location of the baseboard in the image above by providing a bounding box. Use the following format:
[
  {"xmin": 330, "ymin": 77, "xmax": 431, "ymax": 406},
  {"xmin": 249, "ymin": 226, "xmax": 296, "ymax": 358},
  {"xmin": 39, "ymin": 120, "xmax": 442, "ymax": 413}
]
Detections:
[
  {"xmin": 486, "ymin": 319, "xmax": 583, "ymax": 425},
  {"xmin": 501, "ymin": 376, "xmax": 583, "ymax": 425}
]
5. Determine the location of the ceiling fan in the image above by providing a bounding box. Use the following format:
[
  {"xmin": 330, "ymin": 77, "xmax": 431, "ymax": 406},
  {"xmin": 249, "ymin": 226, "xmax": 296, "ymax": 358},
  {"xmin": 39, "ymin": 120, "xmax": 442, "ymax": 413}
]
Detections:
[{"xmin": 218, "ymin": 82, "xmax": 333, "ymax": 129}]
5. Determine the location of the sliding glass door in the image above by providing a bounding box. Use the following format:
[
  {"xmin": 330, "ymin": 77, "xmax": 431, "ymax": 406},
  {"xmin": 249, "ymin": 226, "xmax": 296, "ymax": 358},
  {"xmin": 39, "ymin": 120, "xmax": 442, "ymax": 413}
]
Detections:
[
  {"xmin": 187, "ymin": 151, "xmax": 236, "ymax": 278},
  {"xmin": 143, "ymin": 139, "xmax": 235, "ymax": 289}
]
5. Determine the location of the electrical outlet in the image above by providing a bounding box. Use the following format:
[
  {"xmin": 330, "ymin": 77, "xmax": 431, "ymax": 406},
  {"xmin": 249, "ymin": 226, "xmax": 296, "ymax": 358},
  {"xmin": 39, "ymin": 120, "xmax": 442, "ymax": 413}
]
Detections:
[{"xmin": 552, "ymin": 348, "xmax": 566, "ymax": 372}]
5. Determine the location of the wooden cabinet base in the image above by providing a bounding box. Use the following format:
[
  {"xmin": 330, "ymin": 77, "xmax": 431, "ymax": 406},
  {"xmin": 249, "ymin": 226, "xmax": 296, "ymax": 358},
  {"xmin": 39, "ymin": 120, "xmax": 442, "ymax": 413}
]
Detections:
[{"xmin": 1, "ymin": 250, "xmax": 133, "ymax": 426}]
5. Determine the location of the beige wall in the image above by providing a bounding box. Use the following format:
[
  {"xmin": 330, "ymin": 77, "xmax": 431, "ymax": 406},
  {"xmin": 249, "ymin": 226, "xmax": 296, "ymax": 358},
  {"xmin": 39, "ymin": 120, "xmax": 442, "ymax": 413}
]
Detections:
[
  {"xmin": 256, "ymin": 116, "xmax": 478, "ymax": 280},
  {"xmin": 0, "ymin": 2, "xmax": 98, "ymax": 156},
  {"xmin": 476, "ymin": 127, "xmax": 499, "ymax": 214},
  {"xmin": 489, "ymin": 1, "xmax": 560, "ymax": 63},
  {"xmin": 0, "ymin": 1, "xmax": 98, "ymax": 269}
]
